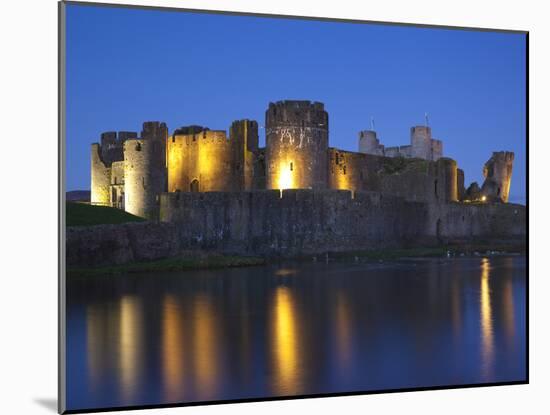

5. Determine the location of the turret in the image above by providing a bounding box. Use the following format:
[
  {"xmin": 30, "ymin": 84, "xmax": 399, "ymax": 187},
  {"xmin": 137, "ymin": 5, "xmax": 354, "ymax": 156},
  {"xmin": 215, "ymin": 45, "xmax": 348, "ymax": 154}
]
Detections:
[
  {"xmin": 230, "ymin": 119, "xmax": 259, "ymax": 190},
  {"xmin": 123, "ymin": 122, "xmax": 168, "ymax": 220},
  {"xmin": 265, "ymin": 100, "xmax": 329, "ymax": 190},
  {"xmin": 481, "ymin": 151, "xmax": 514, "ymax": 202},
  {"xmin": 358, "ymin": 130, "xmax": 384, "ymax": 156},
  {"xmin": 410, "ymin": 126, "xmax": 432, "ymax": 160},
  {"xmin": 91, "ymin": 130, "xmax": 137, "ymax": 206}
]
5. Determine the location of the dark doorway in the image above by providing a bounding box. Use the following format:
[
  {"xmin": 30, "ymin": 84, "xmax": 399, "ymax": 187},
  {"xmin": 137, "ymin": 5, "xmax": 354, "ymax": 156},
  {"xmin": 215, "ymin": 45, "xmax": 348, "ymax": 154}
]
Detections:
[{"xmin": 190, "ymin": 179, "xmax": 199, "ymax": 192}]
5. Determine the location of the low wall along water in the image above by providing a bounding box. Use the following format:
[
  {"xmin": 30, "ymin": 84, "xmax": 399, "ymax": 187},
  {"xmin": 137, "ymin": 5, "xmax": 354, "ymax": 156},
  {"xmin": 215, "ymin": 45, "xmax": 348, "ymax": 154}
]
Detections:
[{"xmin": 66, "ymin": 189, "xmax": 526, "ymax": 267}]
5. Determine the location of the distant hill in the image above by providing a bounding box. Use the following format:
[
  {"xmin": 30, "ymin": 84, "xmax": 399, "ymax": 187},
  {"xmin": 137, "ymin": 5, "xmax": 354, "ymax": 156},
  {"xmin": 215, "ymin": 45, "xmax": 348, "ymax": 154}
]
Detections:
[{"xmin": 66, "ymin": 190, "xmax": 91, "ymax": 202}]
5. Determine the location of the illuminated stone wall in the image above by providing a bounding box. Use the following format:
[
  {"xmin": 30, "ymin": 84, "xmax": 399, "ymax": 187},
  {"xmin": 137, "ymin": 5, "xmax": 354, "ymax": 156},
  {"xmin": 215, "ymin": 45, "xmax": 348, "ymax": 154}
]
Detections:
[
  {"xmin": 90, "ymin": 143, "xmax": 111, "ymax": 205},
  {"xmin": 90, "ymin": 131, "xmax": 137, "ymax": 206},
  {"xmin": 481, "ymin": 151, "xmax": 514, "ymax": 202},
  {"xmin": 328, "ymin": 149, "xmax": 382, "ymax": 193},
  {"xmin": 265, "ymin": 101, "xmax": 329, "ymax": 190},
  {"xmin": 167, "ymin": 129, "xmax": 235, "ymax": 193},
  {"xmin": 167, "ymin": 121, "xmax": 259, "ymax": 193}
]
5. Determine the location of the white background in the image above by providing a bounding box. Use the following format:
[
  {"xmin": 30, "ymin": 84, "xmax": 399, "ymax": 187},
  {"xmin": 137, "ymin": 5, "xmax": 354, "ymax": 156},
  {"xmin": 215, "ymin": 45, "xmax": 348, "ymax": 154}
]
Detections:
[{"xmin": 0, "ymin": 0, "xmax": 546, "ymax": 414}]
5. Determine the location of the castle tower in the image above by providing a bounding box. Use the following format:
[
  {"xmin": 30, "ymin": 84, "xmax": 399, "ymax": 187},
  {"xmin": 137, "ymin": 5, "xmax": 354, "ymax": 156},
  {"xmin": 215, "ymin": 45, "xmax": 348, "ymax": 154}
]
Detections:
[
  {"xmin": 410, "ymin": 126, "xmax": 432, "ymax": 160},
  {"xmin": 91, "ymin": 131, "xmax": 137, "ymax": 206},
  {"xmin": 123, "ymin": 122, "xmax": 168, "ymax": 220},
  {"xmin": 90, "ymin": 143, "xmax": 111, "ymax": 206},
  {"xmin": 358, "ymin": 130, "xmax": 384, "ymax": 156},
  {"xmin": 167, "ymin": 126, "xmax": 235, "ymax": 193},
  {"xmin": 265, "ymin": 100, "xmax": 329, "ymax": 190},
  {"xmin": 434, "ymin": 158, "xmax": 458, "ymax": 202},
  {"xmin": 481, "ymin": 151, "xmax": 514, "ymax": 202},
  {"xmin": 230, "ymin": 119, "xmax": 259, "ymax": 191}
]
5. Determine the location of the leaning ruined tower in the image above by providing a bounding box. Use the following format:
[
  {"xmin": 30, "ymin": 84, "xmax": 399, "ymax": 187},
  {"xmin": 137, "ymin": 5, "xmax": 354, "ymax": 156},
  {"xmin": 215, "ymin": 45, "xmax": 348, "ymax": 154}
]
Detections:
[
  {"xmin": 123, "ymin": 122, "xmax": 168, "ymax": 220},
  {"xmin": 481, "ymin": 151, "xmax": 514, "ymax": 202},
  {"xmin": 265, "ymin": 100, "xmax": 329, "ymax": 190}
]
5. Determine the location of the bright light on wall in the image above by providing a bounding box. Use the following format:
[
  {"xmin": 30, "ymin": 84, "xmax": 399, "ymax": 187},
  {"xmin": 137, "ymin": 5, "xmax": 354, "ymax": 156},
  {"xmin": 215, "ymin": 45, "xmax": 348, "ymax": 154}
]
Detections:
[
  {"xmin": 481, "ymin": 196, "xmax": 487, "ymax": 202},
  {"xmin": 278, "ymin": 162, "xmax": 293, "ymax": 191}
]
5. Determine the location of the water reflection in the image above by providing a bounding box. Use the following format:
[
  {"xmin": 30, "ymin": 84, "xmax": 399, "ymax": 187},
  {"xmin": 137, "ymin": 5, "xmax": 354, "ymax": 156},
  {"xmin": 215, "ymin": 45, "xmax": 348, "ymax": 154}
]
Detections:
[
  {"xmin": 193, "ymin": 294, "xmax": 220, "ymax": 400},
  {"xmin": 162, "ymin": 295, "xmax": 185, "ymax": 402},
  {"xmin": 480, "ymin": 258, "xmax": 494, "ymax": 380},
  {"xmin": 334, "ymin": 291, "xmax": 352, "ymax": 376},
  {"xmin": 502, "ymin": 258, "xmax": 516, "ymax": 348},
  {"xmin": 67, "ymin": 257, "xmax": 526, "ymax": 411},
  {"xmin": 271, "ymin": 285, "xmax": 300, "ymax": 395},
  {"xmin": 118, "ymin": 296, "xmax": 143, "ymax": 402}
]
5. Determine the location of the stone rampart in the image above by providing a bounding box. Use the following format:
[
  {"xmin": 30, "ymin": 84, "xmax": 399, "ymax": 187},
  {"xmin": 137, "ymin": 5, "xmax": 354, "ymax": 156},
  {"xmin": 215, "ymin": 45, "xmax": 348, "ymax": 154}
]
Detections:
[{"xmin": 67, "ymin": 190, "xmax": 526, "ymax": 267}]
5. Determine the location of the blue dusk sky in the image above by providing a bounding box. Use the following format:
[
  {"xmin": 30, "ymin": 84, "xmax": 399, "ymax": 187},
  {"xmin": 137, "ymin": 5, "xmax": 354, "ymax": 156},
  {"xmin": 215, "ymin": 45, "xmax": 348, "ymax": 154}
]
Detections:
[{"xmin": 65, "ymin": 4, "xmax": 527, "ymax": 202}]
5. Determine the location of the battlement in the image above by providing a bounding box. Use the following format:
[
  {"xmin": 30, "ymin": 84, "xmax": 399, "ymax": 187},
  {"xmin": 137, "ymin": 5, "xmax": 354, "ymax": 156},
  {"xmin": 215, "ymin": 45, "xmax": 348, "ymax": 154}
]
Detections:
[
  {"xmin": 170, "ymin": 129, "xmax": 230, "ymax": 146},
  {"xmin": 141, "ymin": 121, "xmax": 168, "ymax": 139},
  {"xmin": 359, "ymin": 130, "xmax": 384, "ymax": 155},
  {"xmin": 266, "ymin": 100, "xmax": 328, "ymax": 127},
  {"xmin": 489, "ymin": 151, "xmax": 515, "ymax": 163},
  {"xmin": 410, "ymin": 125, "xmax": 432, "ymax": 137},
  {"xmin": 100, "ymin": 131, "xmax": 137, "ymax": 147},
  {"xmin": 173, "ymin": 125, "xmax": 208, "ymax": 136}
]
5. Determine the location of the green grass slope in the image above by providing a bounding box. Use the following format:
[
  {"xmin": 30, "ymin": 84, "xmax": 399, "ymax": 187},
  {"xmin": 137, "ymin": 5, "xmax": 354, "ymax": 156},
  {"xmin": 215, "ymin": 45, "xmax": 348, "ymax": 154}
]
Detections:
[{"xmin": 66, "ymin": 202, "xmax": 146, "ymax": 227}]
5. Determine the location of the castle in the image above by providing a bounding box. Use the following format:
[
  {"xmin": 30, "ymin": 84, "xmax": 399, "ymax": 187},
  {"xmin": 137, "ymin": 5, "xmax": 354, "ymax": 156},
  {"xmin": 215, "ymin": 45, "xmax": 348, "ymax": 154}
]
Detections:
[{"xmin": 91, "ymin": 100, "xmax": 514, "ymax": 221}]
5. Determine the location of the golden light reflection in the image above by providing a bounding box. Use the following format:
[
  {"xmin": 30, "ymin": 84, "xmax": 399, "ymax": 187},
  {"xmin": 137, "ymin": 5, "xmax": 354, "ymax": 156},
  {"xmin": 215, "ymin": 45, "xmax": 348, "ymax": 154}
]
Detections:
[
  {"xmin": 86, "ymin": 305, "xmax": 110, "ymax": 392},
  {"xmin": 193, "ymin": 295, "xmax": 219, "ymax": 399},
  {"xmin": 480, "ymin": 258, "xmax": 494, "ymax": 379},
  {"xmin": 335, "ymin": 292, "xmax": 352, "ymax": 375},
  {"xmin": 119, "ymin": 296, "xmax": 143, "ymax": 402},
  {"xmin": 162, "ymin": 295, "xmax": 185, "ymax": 402},
  {"xmin": 502, "ymin": 266, "xmax": 516, "ymax": 347},
  {"xmin": 277, "ymin": 162, "xmax": 294, "ymax": 192},
  {"xmin": 271, "ymin": 286, "xmax": 300, "ymax": 395}
]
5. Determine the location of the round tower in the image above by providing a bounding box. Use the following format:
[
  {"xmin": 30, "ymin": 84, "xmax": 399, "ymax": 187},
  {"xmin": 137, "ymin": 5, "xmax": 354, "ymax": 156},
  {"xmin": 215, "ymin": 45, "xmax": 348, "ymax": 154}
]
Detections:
[
  {"xmin": 265, "ymin": 100, "xmax": 329, "ymax": 190},
  {"xmin": 435, "ymin": 157, "xmax": 458, "ymax": 202},
  {"xmin": 358, "ymin": 130, "xmax": 383, "ymax": 155},
  {"xmin": 410, "ymin": 126, "xmax": 432, "ymax": 160},
  {"xmin": 124, "ymin": 136, "xmax": 166, "ymax": 220},
  {"xmin": 90, "ymin": 143, "xmax": 111, "ymax": 205}
]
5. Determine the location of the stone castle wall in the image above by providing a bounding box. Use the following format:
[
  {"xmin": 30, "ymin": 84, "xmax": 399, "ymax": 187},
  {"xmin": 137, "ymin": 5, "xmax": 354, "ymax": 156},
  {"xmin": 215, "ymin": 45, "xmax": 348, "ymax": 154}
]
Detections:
[
  {"xmin": 160, "ymin": 189, "xmax": 428, "ymax": 256},
  {"xmin": 328, "ymin": 149, "xmax": 383, "ymax": 193},
  {"xmin": 167, "ymin": 129, "xmax": 236, "ymax": 193},
  {"xmin": 67, "ymin": 189, "xmax": 526, "ymax": 267},
  {"xmin": 265, "ymin": 101, "xmax": 329, "ymax": 190}
]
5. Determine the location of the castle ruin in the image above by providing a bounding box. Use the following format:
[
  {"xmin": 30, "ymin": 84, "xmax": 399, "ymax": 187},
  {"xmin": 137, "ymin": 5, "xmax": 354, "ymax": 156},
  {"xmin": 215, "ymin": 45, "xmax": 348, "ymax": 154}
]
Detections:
[{"xmin": 90, "ymin": 100, "xmax": 515, "ymax": 221}]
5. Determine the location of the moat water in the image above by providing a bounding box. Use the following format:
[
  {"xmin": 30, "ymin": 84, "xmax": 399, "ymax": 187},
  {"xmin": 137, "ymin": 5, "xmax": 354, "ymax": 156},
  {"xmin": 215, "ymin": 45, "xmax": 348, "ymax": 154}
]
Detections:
[{"xmin": 66, "ymin": 256, "xmax": 527, "ymax": 411}]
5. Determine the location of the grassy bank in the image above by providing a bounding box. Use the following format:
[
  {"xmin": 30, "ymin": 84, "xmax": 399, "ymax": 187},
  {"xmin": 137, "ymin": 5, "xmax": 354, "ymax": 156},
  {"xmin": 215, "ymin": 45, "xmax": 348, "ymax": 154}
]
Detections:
[
  {"xmin": 66, "ymin": 202, "xmax": 145, "ymax": 227},
  {"xmin": 67, "ymin": 254, "xmax": 266, "ymax": 277}
]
